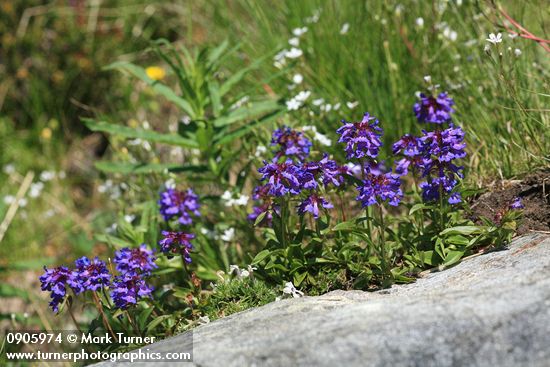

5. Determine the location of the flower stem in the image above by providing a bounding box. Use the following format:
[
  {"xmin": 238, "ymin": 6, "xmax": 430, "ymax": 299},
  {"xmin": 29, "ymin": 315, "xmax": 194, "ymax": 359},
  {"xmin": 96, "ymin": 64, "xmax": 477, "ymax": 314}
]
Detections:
[
  {"xmin": 92, "ymin": 291, "xmax": 116, "ymax": 340},
  {"xmin": 378, "ymin": 204, "xmax": 389, "ymax": 285}
]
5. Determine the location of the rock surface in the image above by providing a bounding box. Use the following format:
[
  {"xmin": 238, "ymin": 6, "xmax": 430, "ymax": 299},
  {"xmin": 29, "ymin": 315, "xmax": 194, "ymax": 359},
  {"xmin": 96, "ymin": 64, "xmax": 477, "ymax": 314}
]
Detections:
[{"xmin": 103, "ymin": 233, "xmax": 550, "ymax": 367}]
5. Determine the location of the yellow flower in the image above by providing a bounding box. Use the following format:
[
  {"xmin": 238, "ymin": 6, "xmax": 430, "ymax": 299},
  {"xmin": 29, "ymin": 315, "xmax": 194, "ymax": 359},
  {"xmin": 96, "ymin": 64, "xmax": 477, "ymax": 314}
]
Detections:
[
  {"xmin": 41, "ymin": 128, "xmax": 52, "ymax": 140},
  {"xmin": 145, "ymin": 66, "xmax": 166, "ymax": 81}
]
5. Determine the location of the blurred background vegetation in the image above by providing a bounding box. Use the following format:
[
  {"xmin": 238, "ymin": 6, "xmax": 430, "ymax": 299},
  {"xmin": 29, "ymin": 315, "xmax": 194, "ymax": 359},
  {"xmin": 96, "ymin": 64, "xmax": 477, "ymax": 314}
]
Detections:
[{"xmin": 0, "ymin": 0, "xmax": 548, "ymax": 333}]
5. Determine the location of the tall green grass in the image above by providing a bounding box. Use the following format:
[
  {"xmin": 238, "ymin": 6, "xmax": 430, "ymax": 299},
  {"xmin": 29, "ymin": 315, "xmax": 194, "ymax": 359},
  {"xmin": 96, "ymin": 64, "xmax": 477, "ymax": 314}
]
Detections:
[{"xmin": 191, "ymin": 0, "xmax": 549, "ymax": 181}]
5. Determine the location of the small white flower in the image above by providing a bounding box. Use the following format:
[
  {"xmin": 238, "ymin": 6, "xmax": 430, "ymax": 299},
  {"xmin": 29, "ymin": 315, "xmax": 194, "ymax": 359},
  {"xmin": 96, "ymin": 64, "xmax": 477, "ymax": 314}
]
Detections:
[
  {"xmin": 274, "ymin": 49, "xmax": 287, "ymax": 62},
  {"xmin": 234, "ymin": 194, "xmax": 249, "ymax": 206},
  {"xmin": 508, "ymin": 33, "xmax": 518, "ymax": 39},
  {"xmin": 305, "ymin": 9, "xmax": 321, "ymax": 24},
  {"xmin": 221, "ymin": 190, "xmax": 232, "ymax": 201},
  {"xmin": 286, "ymin": 99, "xmax": 301, "ymax": 111},
  {"xmin": 443, "ymin": 27, "xmax": 457, "ymax": 42},
  {"xmin": 322, "ymin": 103, "xmax": 332, "ymax": 112},
  {"xmin": 18, "ymin": 198, "xmax": 27, "ymax": 208},
  {"xmin": 124, "ymin": 214, "xmax": 135, "ymax": 223},
  {"xmin": 292, "ymin": 73, "xmax": 304, "ymax": 84},
  {"xmin": 3, "ymin": 195, "xmax": 15, "ymax": 205},
  {"xmin": 486, "ymin": 33, "xmax": 502, "ymax": 44},
  {"xmin": 229, "ymin": 264, "xmax": 240, "ymax": 275},
  {"xmin": 247, "ymin": 265, "xmax": 257, "ymax": 273},
  {"xmin": 312, "ymin": 98, "xmax": 324, "ymax": 106},
  {"xmin": 29, "ymin": 182, "xmax": 44, "ymax": 198},
  {"xmin": 346, "ymin": 101, "xmax": 359, "ymax": 109},
  {"xmin": 282, "ymin": 282, "xmax": 304, "ymax": 298},
  {"xmin": 314, "ymin": 132, "xmax": 332, "ymax": 146},
  {"xmin": 295, "ymin": 90, "xmax": 311, "ymax": 102},
  {"xmin": 415, "ymin": 17, "xmax": 424, "ymax": 28},
  {"xmin": 514, "ymin": 48, "xmax": 522, "ymax": 56},
  {"xmin": 285, "ymin": 48, "xmax": 303, "ymax": 59},
  {"xmin": 333, "ymin": 103, "xmax": 341, "ymax": 110},
  {"xmin": 423, "ymin": 75, "xmax": 432, "ymax": 83},
  {"xmin": 394, "ymin": 4, "xmax": 404, "ymax": 16},
  {"xmin": 288, "ymin": 37, "xmax": 300, "ymax": 46},
  {"xmin": 164, "ymin": 178, "xmax": 176, "ymax": 189},
  {"xmin": 198, "ymin": 316, "xmax": 210, "ymax": 325},
  {"xmin": 292, "ymin": 27, "xmax": 308, "ymax": 36},
  {"xmin": 180, "ymin": 116, "xmax": 191, "ymax": 125},
  {"xmin": 3, "ymin": 164, "xmax": 15, "ymax": 175},
  {"xmin": 107, "ymin": 223, "xmax": 118, "ymax": 233},
  {"xmin": 484, "ymin": 44, "xmax": 490, "ymax": 52},
  {"xmin": 40, "ymin": 171, "xmax": 55, "ymax": 182},
  {"xmin": 340, "ymin": 23, "xmax": 350, "ymax": 35},
  {"xmin": 240, "ymin": 270, "xmax": 250, "ymax": 278},
  {"xmin": 255, "ymin": 145, "xmax": 267, "ymax": 157},
  {"xmin": 221, "ymin": 228, "xmax": 235, "ymax": 242}
]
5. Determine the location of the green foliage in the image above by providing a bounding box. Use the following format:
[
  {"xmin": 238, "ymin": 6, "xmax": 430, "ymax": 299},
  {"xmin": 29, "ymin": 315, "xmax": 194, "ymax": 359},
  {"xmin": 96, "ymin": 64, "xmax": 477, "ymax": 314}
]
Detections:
[{"xmin": 201, "ymin": 276, "xmax": 277, "ymax": 321}]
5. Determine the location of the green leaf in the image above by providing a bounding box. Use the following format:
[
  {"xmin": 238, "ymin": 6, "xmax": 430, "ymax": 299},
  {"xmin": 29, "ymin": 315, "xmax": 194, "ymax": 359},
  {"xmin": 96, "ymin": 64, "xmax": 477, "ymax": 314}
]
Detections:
[
  {"xmin": 252, "ymin": 249, "xmax": 271, "ymax": 264},
  {"xmin": 84, "ymin": 119, "xmax": 198, "ymax": 148},
  {"xmin": 409, "ymin": 203, "xmax": 427, "ymax": 215},
  {"xmin": 137, "ymin": 306, "xmax": 155, "ymax": 330},
  {"xmin": 105, "ymin": 61, "xmax": 196, "ymax": 117},
  {"xmin": 253, "ymin": 211, "xmax": 267, "ymax": 227},
  {"xmin": 443, "ymin": 250, "xmax": 465, "ymax": 266},
  {"xmin": 94, "ymin": 234, "xmax": 134, "ymax": 249},
  {"xmin": 214, "ymin": 108, "xmax": 283, "ymax": 146},
  {"xmin": 440, "ymin": 226, "xmax": 484, "ymax": 236},
  {"xmin": 212, "ymin": 100, "xmax": 279, "ymax": 127},
  {"xmin": 146, "ymin": 315, "xmax": 172, "ymax": 332},
  {"xmin": 332, "ymin": 220, "xmax": 357, "ymax": 231}
]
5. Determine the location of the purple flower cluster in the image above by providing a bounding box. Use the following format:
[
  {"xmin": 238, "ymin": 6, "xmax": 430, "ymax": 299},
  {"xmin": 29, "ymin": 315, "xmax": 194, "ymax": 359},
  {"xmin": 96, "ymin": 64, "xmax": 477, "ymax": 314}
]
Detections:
[
  {"xmin": 337, "ymin": 113, "xmax": 383, "ymax": 159},
  {"xmin": 110, "ymin": 274, "xmax": 154, "ymax": 310},
  {"xmin": 394, "ymin": 91, "xmax": 466, "ymax": 204},
  {"xmin": 271, "ymin": 126, "xmax": 312, "ymax": 161},
  {"xmin": 114, "ymin": 245, "xmax": 157, "ymax": 275},
  {"xmin": 159, "ymin": 231, "xmax": 195, "ymax": 262},
  {"xmin": 69, "ymin": 257, "xmax": 111, "ymax": 294},
  {"xmin": 39, "ymin": 266, "xmax": 73, "ymax": 313},
  {"xmin": 251, "ymin": 152, "xmax": 350, "ymax": 220},
  {"xmin": 158, "ymin": 188, "xmax": 200, "ymax": 225},
  {"xmin": 356, "ymin": 168, "xmax": 403, "ymax": 207},
  {"xmin": 413, "ymin": 92, "xmax": 455, "ymax": 124},
  {"xmin": 248, "ymin": 185, "xmax": 275, "ymax": 226},
  {"xmin": 510, "ymin": 197, "xmax": 524, "ymax": 209},
  {"xmin": 40, "ymin": 256, "xmax": 112, "ymax": 312}
]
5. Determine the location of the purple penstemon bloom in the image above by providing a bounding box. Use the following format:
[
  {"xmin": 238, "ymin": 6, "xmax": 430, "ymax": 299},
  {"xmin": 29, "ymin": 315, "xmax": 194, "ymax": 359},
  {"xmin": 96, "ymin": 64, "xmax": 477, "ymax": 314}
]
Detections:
[
  {"xmin": 337, "ymin": 112, "xmax": 383, "ymax": 159},
  {"xmin": 419, "ymin": 173, "xmax": 461, "ymax": 204},
  {"xmin": 356, "ymin": 169, "xmax": 403, "ymax": 207},
  {"xmin": 114, "ymin": 245, "xmax": 157, "ymax": 275},
  {"xmin": 159, "ymin": 231, "xmax": 195, "ymax": 262},
  {"xmin": 393, "ymin": 134, "xmax": 423, "ymax": 157},
  {"xmin": 271, "ymin": 126, "xmax": 312, "ymax": 161},
  {"xmin": 510, "ymin": 197, "xmax": 524, "ymax": 209},
  {"xmin": 258, "ymin": 159, "xmax": 303, "ymax": 196},
  {"xmin": 158, "ymin": 188, "xmax": 200, "ymax": 225},
  {"xmin": 304, "ymin": 154, "xmax": 350, "ymax": 188},
  {"xmin": 110, "ymin": 273, "xmax": 154, "ymax": 310},
  {"xmin": 413, "ymin": 92, "xmax": 455, "ymax": 124},
  {"xmin": 69, "ymin": 257, "xmax": 111, "ymax": 293},
  {"xmin": 39, "ymin": 266, "xmax": 74, "ymax": 312},
  {"xmin": 420, "ymin": 124, "xmax": 466, "ymax": 162},
  {"xmin": 297, "ymin": 194, "xmax": 334, "ymax": 219}
]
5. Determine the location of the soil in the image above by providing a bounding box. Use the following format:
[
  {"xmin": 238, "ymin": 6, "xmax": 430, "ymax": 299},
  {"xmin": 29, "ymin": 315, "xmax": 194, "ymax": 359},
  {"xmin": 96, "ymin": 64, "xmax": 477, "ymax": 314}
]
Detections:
[{"xmin": 471, "ymin": 169, "xmax": 550, "ymax": 235}]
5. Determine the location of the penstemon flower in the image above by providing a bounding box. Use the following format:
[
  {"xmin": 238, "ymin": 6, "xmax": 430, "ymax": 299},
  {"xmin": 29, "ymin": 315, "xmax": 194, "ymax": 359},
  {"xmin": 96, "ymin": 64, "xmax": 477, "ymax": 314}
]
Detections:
[
  {"xmin": 413, "ymin": 92, "xmax": 455, "ymax": 124},
  {"xmin": 69, "ymin": 257, "xmax": 111, "ymax": 293},
  {"xmin": 158, "ymin": 188, "xmax": 200, "ymax": 225},
  {"xmin": 356, "ymin": 169, "xmax": 403, "ymax": 207},
  {"xmin": 271, "ymin": 126, "xmax": 312, "ymax": 161},
  {"xmin": 297, "ymin": 194, "xmax": 333, "ymax": 219},
  {"xmin": 39, "ymin": 266, "xmax": 74, "ymax": 312},
  {"xmin": 510, "ymin": 197, "xmax": 524, "ymax": 209},
  {"xmin": 114, "ymin": 245, "xmax": 157, "ymax": 275},
  {"xmin": 337, "ymin": 112, "xmax": 383, "ymax": 159},
  {"xmin": 110, "ymin": 273, "xmax": 154, "ymax": 309},
  {"xmin": 159, "ymin": 231, "xmax": 195, "ymax": 262},
  {"xmin": 258, "ymin": 159, "xmax": 303, "ymax": 196}
]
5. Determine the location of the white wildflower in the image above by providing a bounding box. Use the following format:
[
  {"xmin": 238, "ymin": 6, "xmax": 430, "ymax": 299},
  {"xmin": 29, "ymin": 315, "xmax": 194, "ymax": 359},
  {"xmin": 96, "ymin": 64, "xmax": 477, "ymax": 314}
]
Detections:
[
  {"xmin": 295, "ymin": 90, "xmax": 311, "ymax": 102},
  {"xmin": 282, "ymin": 282, "xmax": 304, "ymax": 298},
  {"xmin": 29, "ymin": 182, "xmax": 44, "ymax": 198},
  {"xmin": 221, "ymin": 228, "xmax": 235, "ymax": 242},
  {"xmin": 285, "ymin": 48, "xmax": 303, "ymax": 59},
  {"xmin": 312, "ymin": 98, "xmax": 324, "ymax": 106},
  {"xmin": 286, "ymin": 99, "xmax": 301, "ymax": 111},
  {"xmin": 346, "ymin": 101, "xmax": 359, "ymax": 109},
  {"xmin": 3, "ymin": 195, "xmax": 15, "ymax": 205},
  {"xmin": 40, "ymin": 171, "xmax": 55, "ymax": 182},
  {"xmin": 198, "ymin": 316, "xmax": 210, "ymax": 325},
  {"xmin": 508, "ymin": 33, "xmax": 518, "ymax": 39},
  {"xmin": 3, "ymin": 164, "xmax": 15, "ymax": 175},
  {"xmin": 443, "ymin": 27, "xmax": 457, "ymax": 42},
  {"xmin": 164, "ymin": 178, "xmax": 176, "ymax": 189},
  {"xmin": 424, "ymin": 75, "xmax": 432, "ymax": 83},
  {"xmin": 292, "ymin": 74, "xmax": 304, "ymax": 84},
  {"xmin": 18, "ymin": 198, "xmax": 27, "ymax": 208},
  {"xmin": 124, "ymin": 214, "xmax": 135, "ymax": 223},
  {"xmin": 255, "ymin": 145, "xmax": 267, "ymax": 157},
  {"xmin": 416, "ymin": 17, "xmax": 424, "ymax": 28},
  {"xmin": 288, "ymin": 37, "xmax": 300, "ymax": 47},
  {"xmin": 333, "ymin": 103, "xmax": 341, "ymax": 110},
  {"xmin": 314, "ymin": 132, "xmax": 332, "ymax": 146},
  {"xmin": 340, "ymin": 23, "xmax": 350, "ymax": 35},
  {"xmin": 486, "ymin": 33, "xmax": 502, "ymax": 44},
  {"xmin": 292, "ymin": 27, "xmax": 308, "ymax": 36},
  {"xmin": 514, "ymin": 48, "xmax": 522, "ymax": 56}
]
